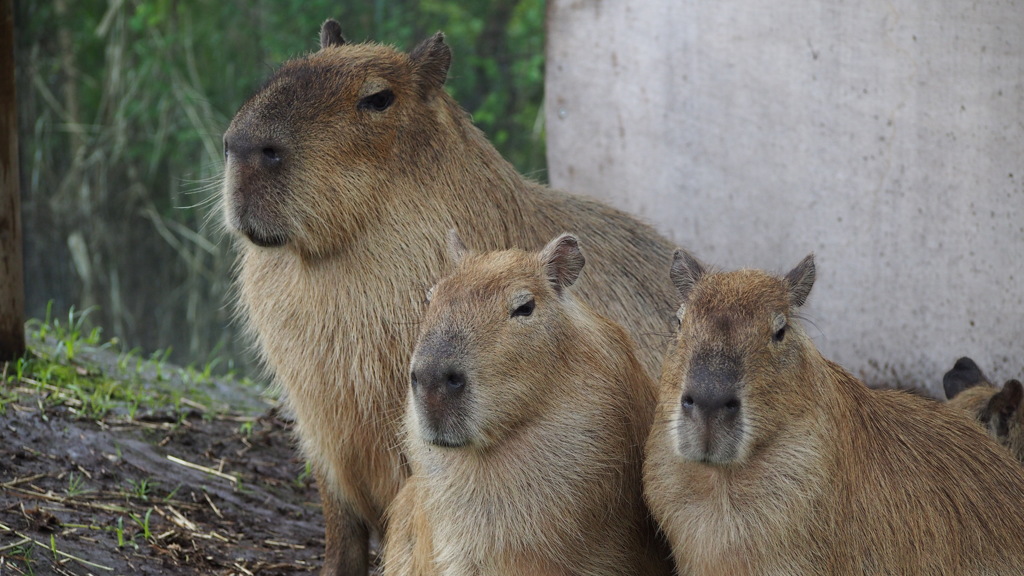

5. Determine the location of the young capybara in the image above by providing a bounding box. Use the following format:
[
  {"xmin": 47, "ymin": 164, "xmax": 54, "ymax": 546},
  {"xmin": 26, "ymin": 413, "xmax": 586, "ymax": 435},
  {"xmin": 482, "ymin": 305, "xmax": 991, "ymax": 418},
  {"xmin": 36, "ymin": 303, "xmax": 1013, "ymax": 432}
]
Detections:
[
  {"xmin": 221, "ymin": 19, "xmax": 678, "ymax": 575},
  {"xmin": 944, "ymin": 357, "xmax": 1024, "ymax": 461},
  {"xmin": 382, "ymin": 232, "xmax": 672, "ymax": 576},
  {"xmin": 644, "ymin": 251, "xmax": 1024, "ymax": 575}
]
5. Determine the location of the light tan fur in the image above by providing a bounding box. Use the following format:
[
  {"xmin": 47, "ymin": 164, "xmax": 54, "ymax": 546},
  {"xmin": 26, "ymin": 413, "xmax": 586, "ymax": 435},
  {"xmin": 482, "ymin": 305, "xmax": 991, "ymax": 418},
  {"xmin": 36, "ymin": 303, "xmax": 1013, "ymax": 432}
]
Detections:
[
  {"xmin": 222, "ymin": 20, "xmax": 678, "ymax": 575},
  {"xmin": 382, "ymin": 234, "xmax": 673, "ymax": 576},
  {"xmin": 644, "ymin": 251, "xmax": 1024, "ymax": 575}
]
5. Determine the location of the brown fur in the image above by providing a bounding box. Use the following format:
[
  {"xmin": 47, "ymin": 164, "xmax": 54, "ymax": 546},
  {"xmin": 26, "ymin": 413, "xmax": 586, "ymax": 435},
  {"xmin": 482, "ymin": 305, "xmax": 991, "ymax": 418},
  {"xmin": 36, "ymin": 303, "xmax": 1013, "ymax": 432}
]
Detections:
[
  {"xmin": 644, "ymin": 251, "xmax": 1024, "ymax": 575},
  {"xmin": 221, "ymin": 20, "xmax": 678, "ymax": 574},
  {"xmin": 382, "ymin": 234, "xmax": 673, "ymax": 576},
  {"xmin": 944, "ymin": 357, "xmax": 1024, "ymax": 462}
]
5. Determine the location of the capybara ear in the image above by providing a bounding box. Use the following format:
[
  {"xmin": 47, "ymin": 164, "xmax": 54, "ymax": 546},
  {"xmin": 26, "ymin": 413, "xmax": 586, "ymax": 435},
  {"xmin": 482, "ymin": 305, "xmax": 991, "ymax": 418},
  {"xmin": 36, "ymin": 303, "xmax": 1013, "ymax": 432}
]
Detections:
[
  {"xmin": 447, "ymin": 229, "xmax": 469, "ymax": 263},
  {"xmin": 943, "ymin": 357, "xmax": 988, "ymax": 399},
  {"xmin": 410, "ymin": 32, "xmax": 451, "ymax": 90},
  {"xmin": 784, "ymin": 253, "xmax": 816, "ymax": 308},
  {"xmin": 320, "ymin": 19, "xmax": 346, "ymax": 49},
  {"xmin": 989, "ymin": 379, "xmax": 1024, "ymax": 421},
  {"xmin": 539, "ymin": 234, "xmax": 585, "ymax": 291},
  {"xmin": 669, "ymin": 249, "xmax": 705, "ymax": 302}
]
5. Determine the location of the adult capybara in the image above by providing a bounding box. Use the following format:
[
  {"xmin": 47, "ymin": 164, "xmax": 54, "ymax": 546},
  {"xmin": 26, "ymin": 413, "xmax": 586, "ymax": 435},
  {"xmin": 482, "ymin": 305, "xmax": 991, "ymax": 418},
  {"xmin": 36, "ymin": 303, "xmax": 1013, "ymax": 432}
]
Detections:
[
  {"xmin": 944, "ymin": 357, "xmax": 1024, "ymax": 461},
  {"xmin": 644, "ymin": 251, "xmax": 1024, "ymax": 575},
  {"xmin": 221, "ymin": 19, "xmax": 677, "ymax": 574},
  {"xmin": 382, "ymin": 232, "xmax": 672, "ymax": 576}
]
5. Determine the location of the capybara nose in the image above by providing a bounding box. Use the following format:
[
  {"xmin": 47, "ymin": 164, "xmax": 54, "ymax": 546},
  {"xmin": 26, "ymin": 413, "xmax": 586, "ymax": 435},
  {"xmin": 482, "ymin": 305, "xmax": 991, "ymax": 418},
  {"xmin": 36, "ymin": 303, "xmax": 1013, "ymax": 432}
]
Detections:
[
  {"xmin": 682, "ymin": 390, "xmax": 740, "ymax": 418},
  {"xmin": 411, "ymin": 364, "xmax": 467, "ymax": 397},
  {"xmin": 224, "ymin": 131, "xmax": 284, "ymax": 169}
]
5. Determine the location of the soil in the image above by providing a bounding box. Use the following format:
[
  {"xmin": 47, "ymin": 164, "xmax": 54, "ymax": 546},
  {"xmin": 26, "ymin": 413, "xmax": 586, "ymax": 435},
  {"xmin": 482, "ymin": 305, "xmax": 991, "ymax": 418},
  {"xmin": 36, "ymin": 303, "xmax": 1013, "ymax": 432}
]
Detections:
[{"xmin": 0, "ymin": 348, "xmax": 357, "ymax": 575}]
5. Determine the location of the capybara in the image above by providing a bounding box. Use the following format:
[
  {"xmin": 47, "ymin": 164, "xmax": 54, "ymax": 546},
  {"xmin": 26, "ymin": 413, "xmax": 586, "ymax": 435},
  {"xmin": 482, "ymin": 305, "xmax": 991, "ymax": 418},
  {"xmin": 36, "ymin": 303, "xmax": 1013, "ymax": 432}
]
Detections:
[
  {"xmin": 644, "ymin": 251, "xmax": 1024, "ymax": 575},
  {"xmin": 944, "ymin": 357, "xmax": 1024, "ymax": 461},
  {"xmin": 221, "ymin": 19, "xmax": 678, "ymax": 574},
  {"xmin": 382, "ymin": 232, "xmax": 672, "ymax": 576}
]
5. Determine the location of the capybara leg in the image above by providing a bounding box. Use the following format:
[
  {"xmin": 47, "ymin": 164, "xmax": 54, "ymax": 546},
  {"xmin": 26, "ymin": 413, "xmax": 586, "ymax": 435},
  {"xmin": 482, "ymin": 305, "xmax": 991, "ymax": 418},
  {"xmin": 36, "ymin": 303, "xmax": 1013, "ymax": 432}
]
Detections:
[{"xmin": 320, "ymin": 485, "xmax": 370, "ymax": 576}]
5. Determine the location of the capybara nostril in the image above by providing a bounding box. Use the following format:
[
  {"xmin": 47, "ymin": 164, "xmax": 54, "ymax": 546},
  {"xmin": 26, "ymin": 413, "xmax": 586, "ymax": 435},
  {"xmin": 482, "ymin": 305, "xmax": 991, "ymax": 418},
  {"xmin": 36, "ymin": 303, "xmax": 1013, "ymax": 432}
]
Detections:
[
  {"xmin": 413, "ymin": 360, "xmax": 467, "ymax": 397},
  {"xmin": 262, "ymin": 146, "xmax": 282, "ymax": 166},
  {"xmin": 446, "ymin": 371, "xmax": 465, "ymax": 391},
  {"xmin": 689, "ymin": 390, "xmax": 741, "ymax": 417}
]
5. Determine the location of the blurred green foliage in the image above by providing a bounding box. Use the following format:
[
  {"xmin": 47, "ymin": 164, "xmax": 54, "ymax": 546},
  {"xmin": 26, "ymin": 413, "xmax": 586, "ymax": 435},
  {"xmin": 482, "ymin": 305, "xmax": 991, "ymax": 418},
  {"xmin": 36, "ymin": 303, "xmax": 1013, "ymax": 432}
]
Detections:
[{"xmin": 15, "ymin": 0, "xmax": 546, "ymax": 373}]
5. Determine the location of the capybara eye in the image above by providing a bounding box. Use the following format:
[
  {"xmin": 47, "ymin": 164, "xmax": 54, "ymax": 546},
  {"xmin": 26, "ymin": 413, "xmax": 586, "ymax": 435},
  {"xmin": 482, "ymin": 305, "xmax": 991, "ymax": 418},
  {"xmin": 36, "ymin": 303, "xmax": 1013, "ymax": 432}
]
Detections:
[
  {"xmin": 772, "ymin": 325, "xmax": 786, "ymax": 343},
  {"xmin": 682, "ymin": 395, "xmax": 694, "ymax": 410},
  {"xmin": 358, "ymin": 89, "xmax": 396, "ymax": 112},
  {"xmin": 511, "ymin": 299, "xmax": 535, "ymax": 318}
]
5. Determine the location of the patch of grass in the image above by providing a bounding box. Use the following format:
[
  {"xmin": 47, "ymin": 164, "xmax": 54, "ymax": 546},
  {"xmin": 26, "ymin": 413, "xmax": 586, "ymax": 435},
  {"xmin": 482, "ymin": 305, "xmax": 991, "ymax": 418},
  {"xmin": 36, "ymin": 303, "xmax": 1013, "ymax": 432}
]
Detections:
[
  {"xmin": 27, "ymin": 301, "xmax": 106, "ymax": 362},
  {"xmin": 5, "ymin": 543, "xmax": 37, "ymax": 575},
  {"xmin": 238, "ymin": 420, "xmax": 254, "ymax": 438},
  {"xmin": 3, "ymin": 302, "xmax": 268, "ymax": 422},
  {"xmin": 114, "ymin": 516, "xmax": 128, "ymax": 548},
  {"xmin": 65, "ymin": 472, "xmax": 88, "ymax": 497},
  {"xmin": 124, "ymin": 478, "xmax": 155, "ymax": 501},
  {"xmin": 294, "ymin": 460, "xmax": 313, "ymax": 489},
  {"xmin": 129, "ymin": 508, "xmax": 154, "ymax": 541}
]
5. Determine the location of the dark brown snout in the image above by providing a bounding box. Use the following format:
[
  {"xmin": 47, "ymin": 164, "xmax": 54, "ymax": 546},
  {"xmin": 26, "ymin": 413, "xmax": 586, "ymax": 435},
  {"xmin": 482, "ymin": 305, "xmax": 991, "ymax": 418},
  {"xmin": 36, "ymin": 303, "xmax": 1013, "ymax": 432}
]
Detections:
[
  {"xmin": 678, "ymin": 351, "xmax": 745, "ymax": 463},
  {"xmin": 222, "ymin": 125, "xmax": 290, "ymax": 248},
  {"xmin": 409, "ymin": 332, "xmax": 473, "ymax": 448},
  {"xmin": 224, "ymin": 129, "xmax": 286, "ymax": 171},
  {"xmin": 681, "ymin": 389, "xmax": 741, "ymax": 422},
  {"xmin": 411, "ymin": 362, "xmax": 467, "ymax": 404},
  {"xmin": 683, "ymin": 351, "xmax": 742, "ymax": 420}
]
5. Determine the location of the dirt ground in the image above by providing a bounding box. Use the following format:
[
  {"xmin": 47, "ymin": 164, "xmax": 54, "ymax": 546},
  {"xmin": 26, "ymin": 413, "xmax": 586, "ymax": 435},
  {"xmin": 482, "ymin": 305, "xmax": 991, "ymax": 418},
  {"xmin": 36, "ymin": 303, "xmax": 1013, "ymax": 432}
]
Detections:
[{"xmin": 0, "ymin": 341, "xmax": 358, "ymax": 575}]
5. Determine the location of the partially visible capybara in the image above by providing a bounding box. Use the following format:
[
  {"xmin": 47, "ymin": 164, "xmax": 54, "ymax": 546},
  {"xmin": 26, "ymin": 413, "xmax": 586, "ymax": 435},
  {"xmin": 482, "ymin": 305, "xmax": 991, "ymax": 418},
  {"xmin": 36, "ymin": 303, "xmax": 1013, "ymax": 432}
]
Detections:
[
  {"xmin": 644, "ymin": 251, "xmax": 1024, "ymax": 575},
  {"xmin": 944, "ymin": 357, "xmax": 1024, "ymax": 461},
  {"xmin": 222, "ymin": 19, "xmax": 678, "ymax": 574},
  {"xmin": 382, "ymin": 233, "xmax": 673, "ymax": 576}
]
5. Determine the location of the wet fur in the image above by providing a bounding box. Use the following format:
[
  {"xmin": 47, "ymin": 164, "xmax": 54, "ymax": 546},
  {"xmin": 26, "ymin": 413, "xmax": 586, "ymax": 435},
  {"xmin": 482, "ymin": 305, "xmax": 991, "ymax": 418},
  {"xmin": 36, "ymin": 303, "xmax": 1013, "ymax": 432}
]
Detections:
[{"xmin": 644, "ymin": 253, "xmax": 1024, "ymax": 575}]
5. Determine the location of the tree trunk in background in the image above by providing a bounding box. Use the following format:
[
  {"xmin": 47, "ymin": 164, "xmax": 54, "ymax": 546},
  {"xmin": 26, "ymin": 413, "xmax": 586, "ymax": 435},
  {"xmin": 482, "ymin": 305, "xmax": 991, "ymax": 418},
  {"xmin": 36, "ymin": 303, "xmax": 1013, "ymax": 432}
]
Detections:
[
  {"xmin": 0, "ymin": 0, "xmax": 26, "ymax": 361},
  {"xmin": 545, "ymin": 1, "xmax": 1024, "ymax": 392}
]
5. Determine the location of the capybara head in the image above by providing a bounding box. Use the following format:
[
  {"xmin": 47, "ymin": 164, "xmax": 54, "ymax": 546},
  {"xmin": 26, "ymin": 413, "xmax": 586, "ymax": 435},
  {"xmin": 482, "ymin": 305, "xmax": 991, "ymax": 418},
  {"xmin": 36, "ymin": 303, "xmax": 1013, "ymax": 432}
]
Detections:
[
  {"xmin": 945, "ymin": 357, "xmax": 1024, "ymax": 459},
  {"xmin": 408, "ymin": 231, "xmax": 586, "ymax": 449},
  {"xmin": 982, "ymin": 379, "xmax": 1023, "ymax": 440},
  {"xmin": 222, "ymin": 19, "xmax": 453, "ymax": 256},
  {"xmin": 661, "ymin": 250, "xmax": 816, "ymax": 465}
]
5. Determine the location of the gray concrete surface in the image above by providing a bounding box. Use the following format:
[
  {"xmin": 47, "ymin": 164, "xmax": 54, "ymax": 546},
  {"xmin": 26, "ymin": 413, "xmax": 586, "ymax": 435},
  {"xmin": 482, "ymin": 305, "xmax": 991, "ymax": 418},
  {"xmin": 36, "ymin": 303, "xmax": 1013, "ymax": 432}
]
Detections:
[{"xmin": 545, "ymin": 1, "xmax": 1023, "ymax": 391}]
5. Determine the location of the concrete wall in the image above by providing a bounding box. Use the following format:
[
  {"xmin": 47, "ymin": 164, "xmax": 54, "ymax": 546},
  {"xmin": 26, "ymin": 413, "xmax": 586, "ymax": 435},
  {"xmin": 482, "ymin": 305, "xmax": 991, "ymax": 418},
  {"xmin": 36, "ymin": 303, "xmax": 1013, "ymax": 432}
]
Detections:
[{"xmin": 545, "ymin": 1, "xmax": 1024, "ymax": 391}]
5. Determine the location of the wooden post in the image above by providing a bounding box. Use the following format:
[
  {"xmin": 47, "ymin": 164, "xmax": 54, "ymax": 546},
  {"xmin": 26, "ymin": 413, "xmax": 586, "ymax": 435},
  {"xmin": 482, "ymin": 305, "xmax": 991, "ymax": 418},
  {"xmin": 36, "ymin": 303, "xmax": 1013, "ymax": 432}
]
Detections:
[{"xmin": 0, "ymin": 0, "xmax": 26, "ymax": 361}]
